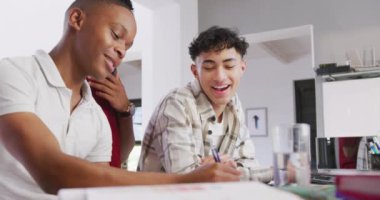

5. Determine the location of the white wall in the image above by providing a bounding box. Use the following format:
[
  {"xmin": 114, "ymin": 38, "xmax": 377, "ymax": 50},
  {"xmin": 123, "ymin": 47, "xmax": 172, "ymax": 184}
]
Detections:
[
  {"xmin": 178, "ymin": 0, "xmax": 199, "ymax": 85},
  {"xmin": 119, "ymin": 61, "xmax": 142, "ymax": 100},
  {"xmin": 240, "ymin": 46, "xmax": 313, "ymax": 166},
  {"xmin": 133, "ymin": 0, "xmax": 198, "ymax": 126},
  {"xmin": 199, "ymin": 0, "xmax": 380, "ymax": 65},
  {"xmin": 198, "ymin": 0, "xmax": 380, "ymax": 166},
  {"xmin": 118, "ymin": 2, "xmax": 152, "ymax": 101},
  {"xmin": 0, "ymin": 0, "xmax": 73, "ymax": 58},
  {"xmin": 136, "ymin": 2, "xmax": 182, "ymax": 125}
]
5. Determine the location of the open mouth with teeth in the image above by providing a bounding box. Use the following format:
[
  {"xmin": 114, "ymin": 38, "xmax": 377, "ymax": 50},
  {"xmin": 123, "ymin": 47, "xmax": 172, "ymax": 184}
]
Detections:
[{"xmin": 212, "ymin": 85, "xmax": 230, "ymax": 91}]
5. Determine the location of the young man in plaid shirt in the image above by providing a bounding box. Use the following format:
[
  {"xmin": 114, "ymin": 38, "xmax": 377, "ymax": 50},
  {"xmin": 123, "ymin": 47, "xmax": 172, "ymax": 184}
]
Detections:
[{"xmin": 138, "ymin": 26, "xmax": 272, "ymax": 182}]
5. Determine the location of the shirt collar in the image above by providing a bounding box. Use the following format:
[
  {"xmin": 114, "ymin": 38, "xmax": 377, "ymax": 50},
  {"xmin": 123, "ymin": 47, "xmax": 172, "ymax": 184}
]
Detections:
[
  {"xmin": 33, "ymin": 50, "xmax": 93, "ymax": 102},
  {"xmin": 33, "ymin": 50, "xmax": 66, "ymax": 88},
  {"xmin": 81, "ymin": 80, "xmax": 93, "ymax": 102}
]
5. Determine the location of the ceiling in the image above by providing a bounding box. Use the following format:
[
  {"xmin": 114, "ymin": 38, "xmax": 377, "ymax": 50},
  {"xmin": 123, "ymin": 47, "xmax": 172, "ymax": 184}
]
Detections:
[
  {"xmin": 247, "ymin": 35, "xmax": 312, "ymax": 63},
  {"xmin": 244, "ymin": 25, "xmax": 313, "ymax": 64}
]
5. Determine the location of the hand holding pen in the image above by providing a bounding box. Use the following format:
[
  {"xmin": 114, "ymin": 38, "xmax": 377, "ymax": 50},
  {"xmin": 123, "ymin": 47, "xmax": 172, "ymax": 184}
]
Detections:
[
  {"xmin": 211, "ymin": 148, "xmax": 221, "ymax": 162},
  {"xmin": 201, "ymin": 150, "xmax": 237, "ymax": 168},
  {"xmin": 201, "ymin": 141, "xmax": 237, "ymax": 167}
]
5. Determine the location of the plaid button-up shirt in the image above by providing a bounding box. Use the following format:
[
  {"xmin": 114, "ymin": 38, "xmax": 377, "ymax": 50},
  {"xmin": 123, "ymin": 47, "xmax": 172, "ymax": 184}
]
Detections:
[{"xmin": 138, "ymin": 80, "xmax": 272, "ymax": 182}]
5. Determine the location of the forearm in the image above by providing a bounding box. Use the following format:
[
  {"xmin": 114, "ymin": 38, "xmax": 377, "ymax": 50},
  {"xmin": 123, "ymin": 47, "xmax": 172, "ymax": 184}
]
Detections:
[
  {"xmin": 235, "ymin": 158, "xmax": 273, "ymax": 183},
  {"xmin": 0, "ymin": 113, "xmax": 185, "ymax": 194},
  {"xmin": 237, "ymin": 165, "xmax": 273, "ymax": 183},
  {"xmin": 234, "ymin": 125, "xmax": 273, "ymax": 182},
  {"xmin": 118, "ymin": 115, "xmax": 135, "ymax": 162},
  {"xmin": 43, "ymin": 154, "xmax": 184, "ymax": 193},
  {"xmin": 233, "ymin": 133, "xmax": 272, "ymax": 182}
]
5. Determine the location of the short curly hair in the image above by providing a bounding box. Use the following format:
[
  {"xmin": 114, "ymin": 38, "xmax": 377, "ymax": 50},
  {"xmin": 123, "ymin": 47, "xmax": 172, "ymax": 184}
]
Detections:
[{"xmin": 189, "ymin": 26, "xmax": 249, "ymax": 61}]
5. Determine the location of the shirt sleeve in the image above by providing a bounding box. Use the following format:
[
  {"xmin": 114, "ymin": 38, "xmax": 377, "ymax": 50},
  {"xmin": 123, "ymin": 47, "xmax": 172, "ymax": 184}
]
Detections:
[
  {"xmin": 160, "ymin": 96, "xmax": 201, "ymax": 173},
  {"xmin": 0, "ymin": 58, "xmax": 36, "ymax": 116},
  {"xmin": 233, "ymin": 100, "xmax": 273, "ymax": 182}
]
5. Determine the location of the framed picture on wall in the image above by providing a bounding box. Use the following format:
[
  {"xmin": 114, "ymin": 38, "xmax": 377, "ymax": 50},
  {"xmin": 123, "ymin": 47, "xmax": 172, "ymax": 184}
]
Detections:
[{"xmin": 246, "ymin": 107, "xmax": 268, "ymax": 137}]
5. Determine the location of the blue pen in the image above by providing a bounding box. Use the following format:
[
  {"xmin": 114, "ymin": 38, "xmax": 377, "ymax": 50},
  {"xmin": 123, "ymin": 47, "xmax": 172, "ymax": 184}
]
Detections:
[{"xmin": 211, "ymin": 148, "xmax": 221, "ymax": 163}]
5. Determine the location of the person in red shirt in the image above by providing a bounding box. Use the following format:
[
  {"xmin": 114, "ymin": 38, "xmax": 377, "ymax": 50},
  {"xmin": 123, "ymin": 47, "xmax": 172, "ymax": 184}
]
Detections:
[{"xmin": 88, "ymin": 70, "xmax": 135, "ymax": 168}]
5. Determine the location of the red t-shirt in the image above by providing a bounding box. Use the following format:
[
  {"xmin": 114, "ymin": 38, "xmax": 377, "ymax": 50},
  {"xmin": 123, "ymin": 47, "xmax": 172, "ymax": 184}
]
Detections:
[{"xmin": 91, "ymin": 87, "xmax": 121, "ymax": 168}]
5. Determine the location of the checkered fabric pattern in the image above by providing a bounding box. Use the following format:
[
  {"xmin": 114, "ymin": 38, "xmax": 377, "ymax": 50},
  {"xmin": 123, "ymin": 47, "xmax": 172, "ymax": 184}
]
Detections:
[{"xmin": 138, "ymin": 80, "xmax": 272, "ymax": 182}]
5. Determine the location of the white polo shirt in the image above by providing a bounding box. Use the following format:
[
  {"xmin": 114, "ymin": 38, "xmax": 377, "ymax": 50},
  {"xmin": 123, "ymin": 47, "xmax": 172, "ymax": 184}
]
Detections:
[{"xmin": 0, "ymin": 50, "xmax": 112, "ymax": 200}]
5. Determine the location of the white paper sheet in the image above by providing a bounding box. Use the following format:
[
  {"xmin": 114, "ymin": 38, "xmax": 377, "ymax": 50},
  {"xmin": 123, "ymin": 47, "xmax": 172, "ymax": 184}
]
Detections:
[{"xmin": 58, "ymin": 182, "xmax": 302, "ymax": 200}]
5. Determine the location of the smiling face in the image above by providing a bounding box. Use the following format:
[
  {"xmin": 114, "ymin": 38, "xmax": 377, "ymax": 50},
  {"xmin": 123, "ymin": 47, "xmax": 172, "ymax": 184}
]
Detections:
[
  {"xmin": 191, "ymin": 48, "xmax": 246, "ymax": 111},
  {"xmin": 69, "ymin": 3, "xmax": 137, "ymax": 79}
]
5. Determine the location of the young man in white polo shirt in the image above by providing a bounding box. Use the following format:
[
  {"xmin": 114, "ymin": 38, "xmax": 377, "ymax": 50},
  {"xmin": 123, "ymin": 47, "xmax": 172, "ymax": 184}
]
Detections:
[
  {"xmin": 138, "ymin": 26, "xmax": 272, "ymax": 182},
  {"xmin": 0, "ymin": 1, "xmax": 240, "ymax": 199}
]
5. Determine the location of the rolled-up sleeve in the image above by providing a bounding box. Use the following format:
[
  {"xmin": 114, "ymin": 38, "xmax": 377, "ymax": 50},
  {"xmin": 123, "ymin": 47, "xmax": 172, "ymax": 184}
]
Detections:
[
  {"xmin": 160, "ymin": 96, "xmax": 202, "ymax": 173},
  {"xmin": 234, "ymin": 101, "xmax": 273, "ymax": 182}
]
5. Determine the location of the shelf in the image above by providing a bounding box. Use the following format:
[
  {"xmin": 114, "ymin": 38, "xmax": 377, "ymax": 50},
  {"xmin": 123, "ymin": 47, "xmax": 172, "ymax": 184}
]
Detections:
[{"xmin": 318, "ymin": 69, "xmax": 380, "ymax": 82}]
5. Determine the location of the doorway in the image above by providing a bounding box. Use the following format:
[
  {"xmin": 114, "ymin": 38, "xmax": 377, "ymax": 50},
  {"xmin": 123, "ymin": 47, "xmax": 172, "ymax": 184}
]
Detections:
[{"xmin": 294, "ymin": 79, "xmax": 317, "ymax": 169}]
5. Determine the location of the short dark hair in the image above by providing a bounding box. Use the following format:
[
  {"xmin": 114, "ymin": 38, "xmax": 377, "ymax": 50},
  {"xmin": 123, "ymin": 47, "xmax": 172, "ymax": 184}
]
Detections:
[
  {"xmin": 189, "ymin": 26, "xmax": 249, "ymax": 61},
  {"xmin": 69, "ymin": 0, "xmax": 134, "ymax": 12}
]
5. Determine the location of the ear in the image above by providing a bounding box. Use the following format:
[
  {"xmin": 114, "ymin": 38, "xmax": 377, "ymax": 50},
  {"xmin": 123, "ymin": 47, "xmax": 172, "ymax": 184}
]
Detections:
[
  {"xmin": 191, "ymin": 64, "xmax": 199, "ymax": 79},
  {"xmin": 241, "ymin": 60, "xmax": 247, "ymax": 73},
  {"xmin": 67, "ymin": 8, "xmax": 85, "ymax": 31}
]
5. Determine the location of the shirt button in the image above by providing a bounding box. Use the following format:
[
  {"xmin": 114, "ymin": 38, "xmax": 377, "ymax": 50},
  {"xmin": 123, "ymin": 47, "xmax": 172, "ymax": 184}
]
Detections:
[
  {"xmin": 210, "ymin": 116, "xmax": 216, "ymax": 122},
  {"xmin": 208, "ymin": 130, "xmax": 212, "ymax": 135}
]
